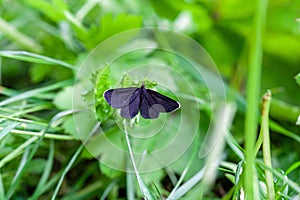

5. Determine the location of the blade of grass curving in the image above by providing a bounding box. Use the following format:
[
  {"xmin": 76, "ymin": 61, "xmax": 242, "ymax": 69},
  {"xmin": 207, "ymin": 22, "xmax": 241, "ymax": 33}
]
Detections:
[
  {"xmin": 244, "ymin": 0, "xmax": 268, "ymax": 198},
  {"xmin": 0, "ymin": 18, "xmax": 43, "ymax": 53},
  {"xmin": 0, "ymin": 122, "xmax": 19, "ymax": 141},
  {"xmin": 166, "ymin": 168, "xmax": 205, "ymax": 200},
  {"xmin": 0, "ymin": 173, "xmax": 5, "ymax": 199},
  {"xmin": 285, "ymin": 161, "xmax": 300, "ymax": 175},
  {"xmin": 100, "ymin": 178, "xmax": 120, "ymax": 200},
  {"xmin": 123, "ymin": 120, "xmax": 155, "ymax": 200},
  {"xmin": 0, "ymin": 79, "xmax": 73, "ymax": 106},
  {"xmin": 269, "ymin": 120, "xmax": 300, "ymax": 143},
  {"xmin": 0, "ymin": 51, "xmax": 76, "ymax": 70},
  {"xmin": 51, "ymin": 144, "xmax": 84, "ymax": 200},
  {"xmin": 167, "ymin": 133, "xmax": 200, "ymax": 198},
  {"xmin": 225, "ymin": 132, "xmax": 244, "ymax": 160},
  {"xmin": 12, "ymin": 147, "xmax": 30, "ymax": 183},
  {"xmin": 30, "ymin": 139, "xmax": 55, "ymax": 200}
]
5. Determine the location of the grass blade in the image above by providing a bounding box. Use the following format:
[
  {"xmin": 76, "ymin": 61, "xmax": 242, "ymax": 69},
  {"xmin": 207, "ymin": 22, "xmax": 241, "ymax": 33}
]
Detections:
[
  {"xmin": 0, "ymin": 18, "xmax": 43, "ymax": 53},
  {"xmin": 199, "ymin": 103, "xmax": 236, "ymax": 198},
  {"xmin": 0, "ymin": 51, "xmax": 76, "ymax": 70},
  {"xmin": 29, "ymin": 139, "xmax": 55, "ymax": 199},
  {"xmin": 100, "ymin": 178, "xmax": 119, "ymax": 200},
  {"xmin": 12, "ymin": 147, "xmax": 30, "ymax": 183},
  {"xmin": 0, "ymin": 136, "xmax": 38, "ymax": 169},
  {"xmin": 126, "ymin": 169, "xmax": 135, "ymax": 200},
  {"xmin": 166, "ymin": 168, "xmax": 205, "ymax": 200},
  {"xmin": 123, "ymin": 120, "xmax": 155, "ymax": 200},
  {"xmin": 0, "ymin": 173, "xmax": 5, "ymax": 199},
  {"xmin": 4, "ymin": 110, "xmax": 78, "ymax": 198},
  {"xmin": 244, "ymin": 0, "xmax": 268, "ymax": 198},
  {"xmin": 0, "ymin": 122, "xmax": 20, "ymax": 141},
  {"xmin": 256, "ymin": 160, "xmax": 300, "ymax": 194},
  {"xmin": 0, "ymin": 79, "xmax": 73, "ymax": 106},
  {"xmin": 51, "ymin": 145, "xmax": 84, "ymax": 200},
  {"xmin": 168, "ymin": 133, "xmax": 200, "ymax": 197}
]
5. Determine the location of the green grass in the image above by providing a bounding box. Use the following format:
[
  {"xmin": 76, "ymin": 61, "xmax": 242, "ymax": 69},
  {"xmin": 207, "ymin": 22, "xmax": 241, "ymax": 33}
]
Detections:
[
  {"xmin": 244, "ymin": 0, "xmax": 268, "ymax": 198},
  {"xmin": 0, "ymin": 0, "xmax": 300, "ymax": 199}
]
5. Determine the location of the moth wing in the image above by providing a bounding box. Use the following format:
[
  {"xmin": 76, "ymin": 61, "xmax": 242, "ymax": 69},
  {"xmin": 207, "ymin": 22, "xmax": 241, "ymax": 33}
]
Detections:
[
  {"xmin": 146, "ymin": 89, "xmax": 180, "ymax": 113},
  {"xmin": 104, "ymin": 87, "xmax": 139, "ymax": 108},
  {"xmin": 120, "ymin": 89, "xmax": 141, "ymax": 118},
  {"xmin": 139, "ymin": 92, "xmax": 160, "ymax": 119}
]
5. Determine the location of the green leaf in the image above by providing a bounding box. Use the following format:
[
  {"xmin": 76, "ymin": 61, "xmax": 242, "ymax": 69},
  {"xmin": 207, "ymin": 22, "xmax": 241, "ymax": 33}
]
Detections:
[
  {"xmin": 30, "ymin": 64, "xmax": 73, "ymax": 83},
  {"xmin": 94, "ymin": 65, "xmax": 112, "ymax": 122},
  {"xmin": 24, "ymin": 0, "xmax": 68, "ymax": 22},
  {"xmin": 86, "ymin": 13, "xmax": 142, "ymax": 48},
  {"xmin": 53, "ymin": 86, "xmax": 73, "ymax": 110},
  {"xmin": 99, "ymin": 163, "xmax": 123, "ymax": 179},
  {"xmin": 61, "ymin": 116, "xmax": 80, "ymax": 139},
  {"xmin": 263, "ymin": 33, "xmax": 300, "ymax": 63}
]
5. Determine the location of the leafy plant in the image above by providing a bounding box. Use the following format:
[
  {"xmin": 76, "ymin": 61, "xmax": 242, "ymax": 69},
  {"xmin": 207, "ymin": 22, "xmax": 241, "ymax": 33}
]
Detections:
[{"xmin": 0, "ymin": 0, "xmax": 300, "ymax": 199}]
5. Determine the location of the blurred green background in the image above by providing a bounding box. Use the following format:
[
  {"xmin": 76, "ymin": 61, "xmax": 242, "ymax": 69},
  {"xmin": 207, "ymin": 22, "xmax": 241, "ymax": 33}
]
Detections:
[{"xmin": 0, "ymin": 0, "xmax": 299, "ymax": 199}]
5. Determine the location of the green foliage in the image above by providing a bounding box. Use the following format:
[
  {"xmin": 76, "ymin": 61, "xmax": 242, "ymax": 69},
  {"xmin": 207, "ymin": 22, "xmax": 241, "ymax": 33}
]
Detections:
[
  {"xmin": 94, "ymin": 65, "xmax": 112, "ymax": 122},
  {"xmin": 0, "ymin": 0, "xmax": 300, "ymax": 199}
]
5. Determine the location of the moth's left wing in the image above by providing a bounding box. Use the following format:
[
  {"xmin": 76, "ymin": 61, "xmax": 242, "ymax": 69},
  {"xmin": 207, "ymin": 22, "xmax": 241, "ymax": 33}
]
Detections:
[
  {"xmin": 146, "ymin": 89, "xmax": 180, "ymax": 113},
  {"xmin": 103, "ymin": 87, "xmax": 139, "ymax": 108}
]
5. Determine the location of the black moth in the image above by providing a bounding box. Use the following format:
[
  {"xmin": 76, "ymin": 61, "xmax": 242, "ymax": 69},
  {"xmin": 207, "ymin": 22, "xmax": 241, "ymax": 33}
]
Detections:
[{"xmin": 104, "ymin": 84, "xmax": 180, "ymax": 119}]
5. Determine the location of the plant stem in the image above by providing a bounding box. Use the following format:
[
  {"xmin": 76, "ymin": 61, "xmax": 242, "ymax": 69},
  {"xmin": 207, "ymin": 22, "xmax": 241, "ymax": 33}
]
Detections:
[
  {"xmin": 261, "ymin": 91, "xmax": 275, "ymax": 199},
  {"xmin": 123, "ymin": 120, "xmax": 154, "ymax": 200},
  {"xmin": 244, "ymin": 0, "xmax": 268, "ymax": 199}
]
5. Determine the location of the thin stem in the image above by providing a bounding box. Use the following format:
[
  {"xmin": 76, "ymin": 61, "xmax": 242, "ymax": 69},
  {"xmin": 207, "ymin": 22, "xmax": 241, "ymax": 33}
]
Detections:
[
  {"xmin": 261, "ymin": 91, "xmax": 275, "ymax": 199},
  {"xmin": 123, "ymin": 120, "xmax": 154, "ymax": 200},
  {"xmin": 123, "ymin": 120, "xmax": 144, "ymax": 195},
  {"xmin": 244, "ymin": 0, "xmax": 268, "ymax": 199}
]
